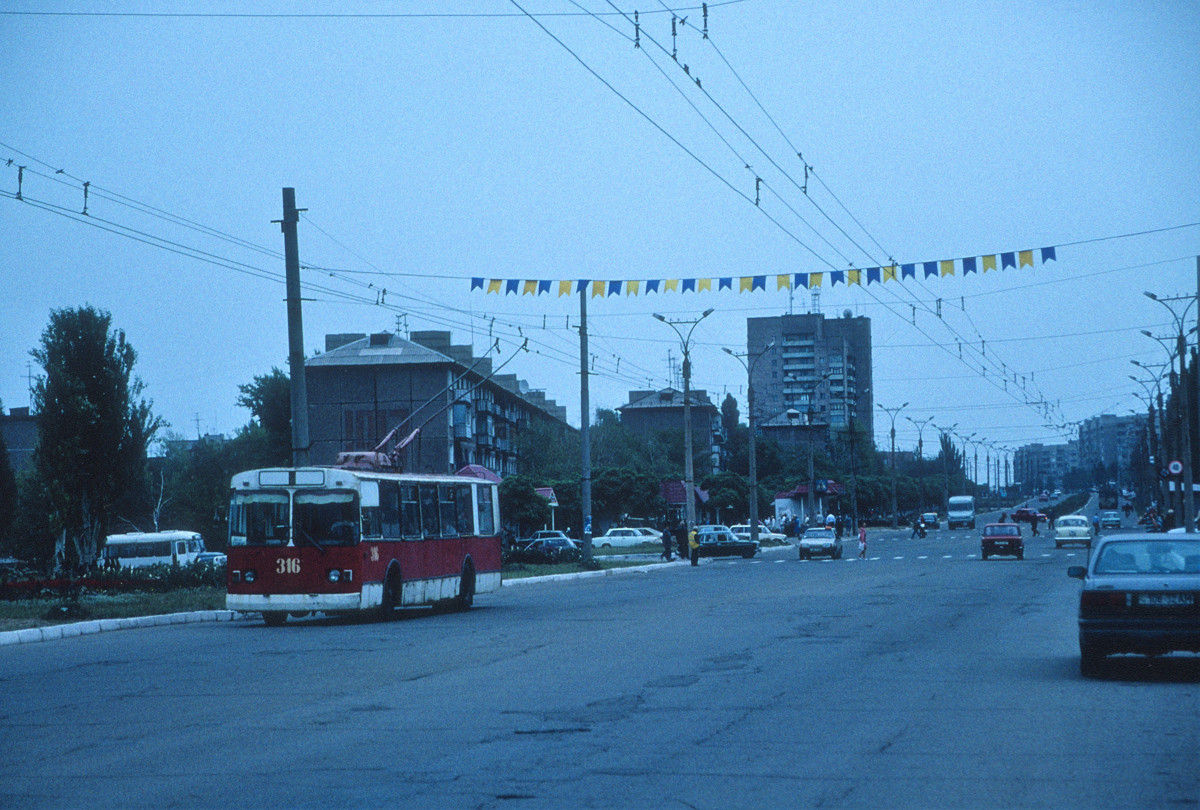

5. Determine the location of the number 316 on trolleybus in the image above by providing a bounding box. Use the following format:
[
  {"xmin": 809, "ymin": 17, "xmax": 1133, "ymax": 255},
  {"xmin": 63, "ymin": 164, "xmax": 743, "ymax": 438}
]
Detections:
[{"xmin": 225, "ymin": 464, "xmax": 502, "ymax": 626}]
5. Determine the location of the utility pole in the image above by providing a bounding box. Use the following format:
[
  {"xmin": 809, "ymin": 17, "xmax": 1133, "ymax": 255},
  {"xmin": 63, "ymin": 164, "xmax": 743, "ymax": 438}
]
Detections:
[
  {"xmin": 878, "ymin": 402, "xmax": 908, "ymax": 528},
  {"xmin": 725, "ymin": 341, "xmax": 775, "ymax": 546},
  {"xmin": 1145, "ymin": 290, "xmax": 1196, "ymax": 532},
  {"xmin": 579, "ymin": 290, "xmax": 593, "ymax": 561},
  {"xmin": 907, "ymin": 415, "xmax": 935, "ymax": 517},
  {"xmin": 655, "ymin": 309, "xmax": 714, "ymax": 536},
  {"xmin": 277, "ymin": 188, "xmax": 309, "ymax": 467}
]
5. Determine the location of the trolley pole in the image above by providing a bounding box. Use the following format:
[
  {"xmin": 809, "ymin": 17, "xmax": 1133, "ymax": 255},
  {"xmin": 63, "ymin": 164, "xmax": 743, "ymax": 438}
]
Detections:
[{"xmin": 278, "ymin": 188, "xmax": 309, "ymax": 468}]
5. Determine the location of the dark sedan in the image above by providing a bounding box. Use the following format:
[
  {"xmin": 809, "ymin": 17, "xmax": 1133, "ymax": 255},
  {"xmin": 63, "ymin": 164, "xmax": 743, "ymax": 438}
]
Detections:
[
  {"xmin": 1069, "ymin": 534, "xmax": 1200, "ymax": 676},
  {"xmin": 695, "ymin": 527, "xmax": 759, "ymax": 559},
  {"xmin": 981, "ymin": 523, "xmax": 1023, "ymax": 560}
]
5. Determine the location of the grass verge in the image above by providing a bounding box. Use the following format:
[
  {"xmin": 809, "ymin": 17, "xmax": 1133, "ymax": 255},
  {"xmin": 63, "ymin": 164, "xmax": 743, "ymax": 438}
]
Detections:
[
  {"xmin": 501, "ymin": 557, "xmax": 665, "ymax": 580},
  {"xmin": 0, "ymin": 587, "xmax": 226, "ymax": 633}
]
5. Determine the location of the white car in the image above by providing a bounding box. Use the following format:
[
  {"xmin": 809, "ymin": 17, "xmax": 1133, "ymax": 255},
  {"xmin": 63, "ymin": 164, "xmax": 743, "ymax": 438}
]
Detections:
[
  {"xmin": 596, "ymin": 527, "xmax": 654, "ymax": 548},
  {"xmin": 1054, "ymin": 515, "xmax": 1092, "ymax": 548},
  {"xmin": 798, "ymin": 527, "xmax": 843, "ymax": 560},
  {"xmin": 730, "ymin": 524, "xmax": 786, "ymax": 543}
]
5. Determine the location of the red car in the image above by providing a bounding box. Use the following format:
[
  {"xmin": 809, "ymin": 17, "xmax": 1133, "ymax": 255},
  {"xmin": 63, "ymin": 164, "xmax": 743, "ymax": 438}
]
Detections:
[
  {"xmin": 1011, "ymin": 507, "xmax": 1046, "ymax": 524},
  {"xmin": 982, "ymin": 522, "xmax": 1024, "ymax": 560}
]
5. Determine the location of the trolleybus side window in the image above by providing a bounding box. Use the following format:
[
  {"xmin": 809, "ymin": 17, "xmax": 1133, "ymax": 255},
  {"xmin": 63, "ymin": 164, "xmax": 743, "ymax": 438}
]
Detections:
[
  {"xmin": 400, "ymin": 484, "xmax": 421, "ymax": 539},
  {"xmin": 379, "ymin": 481, "xmax": 400, "ymax": 539},
  {"xmin": 439, "ymin": 484, "xmax": 459, "ymax": 537},
  {"xmin": 476, "ymin": 485, "xmax": 495, "ymax": 535},
  {"xmin": 456, "ymin": 484, "xmax": 473, "ymax": 537},
  {"xmin": 230, "ymin": 491, "xmax": 289, "ymax": 546},
  {"xmin": 294, "ymin": 491, "xmax": 359, "ymax": 547},
  {"xmin": 419, "ymin": 484, "xmax": 440, "ymax": 538}
]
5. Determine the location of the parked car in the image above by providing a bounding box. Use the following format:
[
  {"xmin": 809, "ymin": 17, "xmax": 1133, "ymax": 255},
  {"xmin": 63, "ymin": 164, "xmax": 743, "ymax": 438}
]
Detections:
[
  {"xmin": 981, "ymin": 523, "xmax": 1023, "ymax": 560},
  {"xmin": 694, "ymin": 527, "xmax": 759, "ymax": 559},
  {"xmin": 1100, "ymin": 510, "xmax": 1122, "ymax": 530},
  {"xmin": 798, "ymin": 527, "xmax": 842, "ymax": 560},
  {"xmin": 516, "ymin": 536, "xmax": 580, "ymax": 562},
  {"xmin": 920, "ymin": 512, "xmax": 940, "ymax": 530},
  {"xmin": 730, "ymin": 523, "xmax": 786, "ymax": 543},
  {"xmin": 195, "ymin": 551, "xmax": 227, "ymax": 568},
  {"xmin": 1069, "ymin": 534, "xmax": 1200, "ymax": 676},
  {"xmin": 519, "ymin": 530, "xmax": 574, "ymax": 550},
  {"xmin": 633, "ymin": 527, "xmax": 663, "ymax": 543},
  {"xmin": 596, "ymin": 527, "xmax": 653, "ymax": 548},
  {"xmin": 1054, "ymin": 515, "xmax": 1092, "ymax": 549}
]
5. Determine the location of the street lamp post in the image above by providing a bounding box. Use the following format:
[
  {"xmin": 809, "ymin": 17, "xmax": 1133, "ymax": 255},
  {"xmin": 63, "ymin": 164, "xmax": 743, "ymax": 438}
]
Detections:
[
  {"xmin": 654, "ymin": 309, "xmax": 714, "ymax": 536},
  {"xmin": 1144, "ymin": 292, "xmax": 1196, "ymax": 533},
  {"xmin": 878, "ymin": 402, "xmax": 909, "ymax": 528},
  {"xmin": 725, "ymin": 341, "xmax": 775, "ymax": 546},
  {"xmin": 935, "ymin": 423, "xmax": 958, "ymax": 514},
  {"xmin": 907, "ymin": 415, "xmax": 935, "ymax": 516}
]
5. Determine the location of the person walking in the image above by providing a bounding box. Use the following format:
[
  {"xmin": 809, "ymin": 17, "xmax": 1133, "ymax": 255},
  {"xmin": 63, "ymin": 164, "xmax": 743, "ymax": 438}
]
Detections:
[
  {"xmin": 689, "ymin": 527, "xmax": 700, "ymax": 566},
  {"xmin": 835, "ymin": 514, "xmax": 845, "ymax": 541},
  {"xmin": 660, "ymin": 521, "xmax": 674, "ymax": 560},
  {"xmin": 857, "ymin": 525, "xmax": 867, "ymax": 559},
  {"xmin": 676, "ymin": 521, "xmax": 688, "ymax": 561},
  {"xmin": 910, "ymin": 517, "xmax": 923, "ymax": 539}
]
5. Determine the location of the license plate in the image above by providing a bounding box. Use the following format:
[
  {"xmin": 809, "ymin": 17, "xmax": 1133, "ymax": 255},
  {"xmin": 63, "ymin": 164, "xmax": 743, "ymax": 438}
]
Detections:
[{"xmin": 1137, "ymin": 593, "xmax": 1194, "ymax": 607}]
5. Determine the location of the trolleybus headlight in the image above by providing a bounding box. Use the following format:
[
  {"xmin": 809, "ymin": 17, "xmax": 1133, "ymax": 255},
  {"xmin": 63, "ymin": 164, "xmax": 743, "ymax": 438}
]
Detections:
[
  {"xmin": 243, "ymin": 569, "xmax": 257, "ymax": 584},
  {"xmin": 327, "ymin": 569, "xmax": 341, "ymax": 583}
]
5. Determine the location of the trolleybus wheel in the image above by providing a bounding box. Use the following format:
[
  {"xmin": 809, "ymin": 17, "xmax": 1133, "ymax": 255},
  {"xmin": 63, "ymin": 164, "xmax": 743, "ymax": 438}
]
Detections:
[{"xmin": 262, "ymin": 611, "xmax": 286, "ymax": 627}]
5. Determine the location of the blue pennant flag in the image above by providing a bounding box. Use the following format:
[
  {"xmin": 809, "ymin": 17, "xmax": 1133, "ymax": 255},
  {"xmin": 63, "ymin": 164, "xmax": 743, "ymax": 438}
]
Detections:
[
  {"xmin": 830, "ymin": 271, "xmax": 844, "ymax": 287},
  {"xmin": 923, "ymin": 261, "xmax": 938, "ymax": 278},
  {"xmin": 471, "ymin": 278, "xmax": 484, "ymax": 291},
  {"xmin": 1041, "ymin": 246, "xmax": 1056, "ymax": 263},
  {"xmin": 867, "ymin": 267, "xmax": 881, "ymax": 285},
  {"xmin": 1001, "ymin": 252, "xmax": 1016, "ymax": 269},
  {"xmin": 751, "ymin": 276, "xmax": 766, "ymax": 291},
  {"xmin": 537, "ymin": 280, "xmax": 551, "ymax": 295},
  {"xmin": 962, "ymin": 257, "xmax": 977, "ymax": 274},
  {"xmin": 901, "ymin": 264, "xmax": 915, "ymax": 279},
  {"xmin": 682, "ymin": 279, "xmax": 696, "ymax": 293},
  {"xmin": 719, "ymin": 277, "xmax": 733, "ymax": 291},
  {"xmin": 794, "ymin": 273, "xmax": 808, "ymax": 289},
  {"xmin": 646, "ymin": 279, "xmax": 660, "ymax": 293},
  {"xmin": 608, "ymin": 280, "xmax": 622, "ymax": 296},
  {"xmin": 505, "ymin": 279, "xmax": 519, "ymax": 295},
  {"xmin": 576, "ymin": 280, "xmax": 590, "ymax": 293}
]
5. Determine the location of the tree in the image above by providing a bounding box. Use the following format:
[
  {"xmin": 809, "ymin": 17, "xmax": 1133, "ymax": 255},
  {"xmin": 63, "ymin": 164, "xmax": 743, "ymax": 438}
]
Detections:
[
  {"xmin": 30, "ymin": 306, "xmax": 161, "ymax": 570},
  {"xmin": 499, "ymin": 475, "xmax": 551, "ymax": 537},
  {"xmin": 237, "ymin": 367, "xmax": 292, "ymax": 466},
  {"xmin": 0, "ymin": 416, "xmax": 16, "ymax": 553},
  {"xmin": 721, "ymin": 393, "xmax": 740, "ymax": 438}
]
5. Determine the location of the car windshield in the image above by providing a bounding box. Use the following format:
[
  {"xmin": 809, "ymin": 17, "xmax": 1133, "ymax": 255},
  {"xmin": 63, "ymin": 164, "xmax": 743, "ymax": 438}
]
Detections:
[
  {"xmin": 229, "ymin": 491, "xmax": 289, "ymax": 546},
  {"xmin": 1093, "ymin": 540, "xmax": 1200, "ymax": 574},
  {"xmin": 805, "ymin": 530, "xmax": 834, "ymax": 539},
  {"xmin": 294, "ymin": 491, "xmax": 359, "ymax": 547}
]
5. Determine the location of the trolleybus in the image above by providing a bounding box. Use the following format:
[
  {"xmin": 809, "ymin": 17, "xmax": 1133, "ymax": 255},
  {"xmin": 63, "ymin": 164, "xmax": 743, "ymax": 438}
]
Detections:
[{"xmin": 225, "ymin": 462, "xmax": 501, "ymax": 625}]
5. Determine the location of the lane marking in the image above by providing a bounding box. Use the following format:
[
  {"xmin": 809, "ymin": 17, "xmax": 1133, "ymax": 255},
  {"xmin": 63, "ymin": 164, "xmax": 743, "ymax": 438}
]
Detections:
[
  {"xmin": 918, "ymin": 555, "xmax": 928, "ymax": 559},
  {"xmin": 893, "ymin": 556, "xmax": 904, "ymax": 560},
  {"xmin": 942, "ymin": 555, "xmax": 953, "ymax": 559}
]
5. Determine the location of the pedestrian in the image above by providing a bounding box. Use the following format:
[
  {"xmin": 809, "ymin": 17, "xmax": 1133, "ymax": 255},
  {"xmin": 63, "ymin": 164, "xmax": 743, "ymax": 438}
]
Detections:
[
  {"xmin": 1092, "ymin": 515, "xmax": 1101, "ymax": 537},
  {"xmin": 676, "ymin": 521, "xmax": 688, "ymax": 561},
  {"xmin": 910, "ymin": 516, "xmax": 923, "ymax": 539},
  {"xmin": 660, "ymin": 521, "xmax": 674, "ymax": 560},
  {"xmin": 858, "ymin": 525, "xmax": 867, "ymax": 559},
  {"xmin": 689, "ymin": 527, "xmax": 700, "ymax": 566},
  {"xmin": 1000, "ymin": 512, "xmax": 1008, "ymax": 523},
  {"xmin": 835, "ymin": 514, "xmax": 845, "ymax": 540}
]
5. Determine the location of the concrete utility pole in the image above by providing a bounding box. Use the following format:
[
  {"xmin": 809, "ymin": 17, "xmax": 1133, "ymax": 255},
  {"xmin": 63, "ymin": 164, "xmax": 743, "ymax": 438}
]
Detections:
[
  {"xmin": 579, "ymin": 290, "xmax": 593, "ymax": 560},
  {"xmin": 655, "ymin": 309, "xmax": 714, "ymax": 534},
  {"xmin": 907, "ymin": 415, "xmax": 935, "ymax": 516},
  {"xmin": 878, "ymin": 402, "xmax": 908, "ymax": 527},
  {"xmin": 1145, "ymin": 290, "xmax": 1196, "ymax": 533},
  {"xmin": 277, "ymin": 188, "xmax": 309, "ymax": 468},
  {"xmin": 725, "ymin": 341, "xmax": 775, "ymax": 546}
]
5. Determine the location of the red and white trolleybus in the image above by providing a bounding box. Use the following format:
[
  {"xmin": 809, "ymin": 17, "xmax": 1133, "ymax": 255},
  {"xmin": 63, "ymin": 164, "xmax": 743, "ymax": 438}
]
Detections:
[{"xmin": 225, "ymin": 461, "xmax": 501, "ymax": 625}]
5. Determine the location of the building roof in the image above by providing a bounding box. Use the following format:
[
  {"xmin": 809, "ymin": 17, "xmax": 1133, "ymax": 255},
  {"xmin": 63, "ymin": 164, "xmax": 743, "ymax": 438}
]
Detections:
[
  {"xmin": 308, "ymin": 333, "xmax": 454, "ymax": 368},
  {"xmin": 618, "ymin": 388, "xmax": 716, "ymax": 412}
]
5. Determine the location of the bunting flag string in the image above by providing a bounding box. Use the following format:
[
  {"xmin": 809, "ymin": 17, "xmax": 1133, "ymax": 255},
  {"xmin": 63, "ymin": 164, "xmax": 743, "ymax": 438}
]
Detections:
[{"xmin": 470, "ymin": 246, "xmax": 1059, "ymax": 296}]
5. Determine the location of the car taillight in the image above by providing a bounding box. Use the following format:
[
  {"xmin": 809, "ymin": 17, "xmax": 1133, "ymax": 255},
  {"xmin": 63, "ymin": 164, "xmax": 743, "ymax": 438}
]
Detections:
[{"xmin": 1081, "ymin": 591, "xmax": 1129, "ymax": 608}]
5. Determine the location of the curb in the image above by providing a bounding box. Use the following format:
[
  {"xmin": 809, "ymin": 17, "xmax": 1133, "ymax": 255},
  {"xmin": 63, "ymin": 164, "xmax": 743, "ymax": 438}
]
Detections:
[
  {"xmin": 0, "ymin": 610, "xmax": 241, "ymax": 648},
  {"xmin": 502, "ymin": 558, "xmax": 688, "ymax": 587}
]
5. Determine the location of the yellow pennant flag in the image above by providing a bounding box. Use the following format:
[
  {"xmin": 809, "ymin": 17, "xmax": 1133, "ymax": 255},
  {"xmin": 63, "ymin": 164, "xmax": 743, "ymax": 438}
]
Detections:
[
  {"xmin": 522, "ymin": 280, "xmax": 537, "ymax": 296},
  {"xmin": 982, "ymin": 255, "xmax": 997, "ymax": 272},
  {"xmin": 883, "ymin": 264, "xmax": 897, "ymax": 282},
  {"xmin": 847, "ymin": 269, "xmax": 861, "ymax": 286},
  {"xmin": 809, "ymin": 273, "xmax": 823, "ymax": 289},
  {"xmin": 487, "ymin": 279, "xmax": 502, "ymax": 294},
  {"xmin": 558, "ymin": 280, "xmax": 573, "ymax": 296},
  {"xmin": 777, "ymin": 274, "xmax": 792, "ymax": 290},
  {"xmin": 626, "ymin": 280, "xmax": 640, "ymax": 296},
  {"xmin": 592, "ymin": 281, "xmax": 604, "ymax": 298},
  {"xmin": 940, "ymin": 260, "xmax": 955, "ymax": 277},
  {"xmin": 698, "ymin": 278, "xmax": 712, "ymax": 292},
  {"xmin": 739, "ymin": 277, "xmax": 753, "ymax": 292},
  {"xmin": 665, "ymin": 279, "xmax": 679, "ymax": 292},
  {"xmin": 1019, "ymin": 250, "xmax": 1033, "ymax": 268}
]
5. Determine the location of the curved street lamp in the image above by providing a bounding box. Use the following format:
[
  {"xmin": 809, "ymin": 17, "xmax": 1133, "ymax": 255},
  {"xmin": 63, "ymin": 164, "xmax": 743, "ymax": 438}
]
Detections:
[
  {"xmin": 1143, "ymin": 292, "xmax": 1196, "ymax": 533},
  {"xmin": 878, "ymin": 402, "xmax": 909, "ymax": 527}
]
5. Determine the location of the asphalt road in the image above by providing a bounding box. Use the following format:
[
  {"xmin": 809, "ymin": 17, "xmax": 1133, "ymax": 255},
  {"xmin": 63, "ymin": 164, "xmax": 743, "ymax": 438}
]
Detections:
[{"xmin": 2, "ymin": 523, "xmax": 1197, "ymax": 809}]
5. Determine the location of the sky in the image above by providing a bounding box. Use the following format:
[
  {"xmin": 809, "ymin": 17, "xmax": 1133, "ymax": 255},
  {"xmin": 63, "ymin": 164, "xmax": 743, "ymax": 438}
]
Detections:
[{"xmin": 2, "ymin": 0, "xmax": 1199, "ymax": 472}]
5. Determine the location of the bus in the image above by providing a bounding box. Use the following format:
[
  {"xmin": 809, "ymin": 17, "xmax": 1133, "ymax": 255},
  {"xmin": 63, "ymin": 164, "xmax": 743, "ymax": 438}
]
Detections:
[
  {"xmin": 225, "ymin": 463, "xmax": 502, "ymax": 625},
  {"xmin": 103, "ymin": 531, "xmax": 207, "ymax": 569}
]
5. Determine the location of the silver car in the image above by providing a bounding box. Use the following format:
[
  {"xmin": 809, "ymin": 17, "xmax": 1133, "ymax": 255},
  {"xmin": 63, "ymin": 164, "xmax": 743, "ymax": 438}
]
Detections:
[
  {"xmin": 798, "ymin": 527, "xmax": 843, "ymax": 560},
  {"xmin": 1068, "ymin": 534, "xmax": 1200, "ymax": 676}
]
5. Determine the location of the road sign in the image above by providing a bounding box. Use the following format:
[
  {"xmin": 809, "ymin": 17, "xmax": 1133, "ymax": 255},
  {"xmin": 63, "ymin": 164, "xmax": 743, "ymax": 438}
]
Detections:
[{"xmin": 1168, "ymin": 460, "xmax": 1184, "ymax": 475}]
